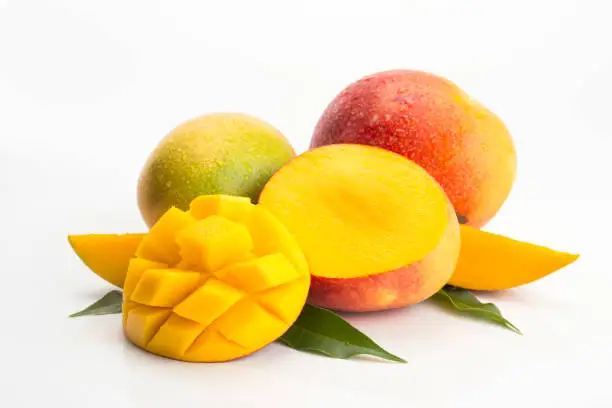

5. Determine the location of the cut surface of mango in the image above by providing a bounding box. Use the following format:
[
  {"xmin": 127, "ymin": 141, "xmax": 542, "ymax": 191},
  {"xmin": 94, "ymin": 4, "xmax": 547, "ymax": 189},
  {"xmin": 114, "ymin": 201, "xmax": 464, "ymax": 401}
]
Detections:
[
  {"xmin": 448, "ymin": 225, "xmax": 579, "ymax": 290},
  {"xmin": 122, "ymin": 196, "xmax": 310, "ymax": 362}
]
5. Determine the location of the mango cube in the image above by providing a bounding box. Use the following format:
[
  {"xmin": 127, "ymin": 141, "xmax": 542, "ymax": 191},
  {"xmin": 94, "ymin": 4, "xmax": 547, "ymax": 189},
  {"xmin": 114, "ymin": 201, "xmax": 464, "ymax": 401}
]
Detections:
[
  {"xmin": 130, "ymin": 269, "xmax": 200, "ymax": 307},
  {"xmin": 125, "ymin": 306, "xmax": 172, "ymax": 347},
  {"xmin": 175, "ymin": 216, "xmax": 253, "ymax": 273},
  {"xmin": 214, "ymin": 253, "xmax": 300, "ymax": 293},
  {"xmin": 135, "ymin": 207, "xmax": 196, "ymax": 265},
  {"xmin": 189, "ymin": 194, "xmax": 253, "ymax": 223},
  {"xmin": 147, "ymin": 314, "xmax": 207, "ymax": 357},
  {"xmin": 173, "ymin": 278, "xmax": 245, "ymax": 326},
  {"xmin": 123, "ymin": 258, "xmax": 168, "ymax": 299}
]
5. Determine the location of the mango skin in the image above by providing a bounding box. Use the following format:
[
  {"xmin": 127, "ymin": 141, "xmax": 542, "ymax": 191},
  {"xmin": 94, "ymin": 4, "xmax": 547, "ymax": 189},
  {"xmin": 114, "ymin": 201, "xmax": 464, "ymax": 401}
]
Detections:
[
  {"xmin": 138, "ymin": 113, "xmax": 295, "ymax": 228},
  {"xmin": 311, "ymin": 70, "xmax": 517, "ymax": 228}
]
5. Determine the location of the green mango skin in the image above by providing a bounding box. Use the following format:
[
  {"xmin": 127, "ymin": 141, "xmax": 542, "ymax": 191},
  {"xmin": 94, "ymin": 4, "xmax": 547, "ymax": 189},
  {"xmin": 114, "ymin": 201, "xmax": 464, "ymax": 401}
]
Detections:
[{"xmin": 138, "ymin": 113, "xmax": 295, "ymax": 228}]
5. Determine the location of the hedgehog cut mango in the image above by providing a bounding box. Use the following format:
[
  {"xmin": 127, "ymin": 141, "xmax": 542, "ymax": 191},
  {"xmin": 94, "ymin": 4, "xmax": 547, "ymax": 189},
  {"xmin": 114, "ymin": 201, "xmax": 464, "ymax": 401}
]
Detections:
[{"xmin": 123, "ymin": 195, "xmax": 310, "ymax": 362}]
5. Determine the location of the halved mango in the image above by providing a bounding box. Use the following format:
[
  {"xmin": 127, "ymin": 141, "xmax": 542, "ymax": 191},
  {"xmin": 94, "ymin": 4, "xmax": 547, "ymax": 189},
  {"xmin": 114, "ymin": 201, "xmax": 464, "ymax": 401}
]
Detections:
[
  {"xmin": 121, "ymin": 196, "xmax": 310, "ymax": 362},
  {"xmin": 259, "ymin": 144, "xmax": 460, "ymax": 311}
]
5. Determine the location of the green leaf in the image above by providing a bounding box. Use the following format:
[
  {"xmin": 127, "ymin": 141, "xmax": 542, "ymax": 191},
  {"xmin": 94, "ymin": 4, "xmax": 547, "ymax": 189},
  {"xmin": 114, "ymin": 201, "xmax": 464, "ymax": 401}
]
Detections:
[
  {"xmin": 432, "ymin": 285, "xmax": 521, "ymax": 334},
  {"xmin": 69, "ymin": 290, "xmax": 123, "ymax": 317},
  {"xmin": 278, "ymin": 303, "xmax": 406, "ymax": 363}
]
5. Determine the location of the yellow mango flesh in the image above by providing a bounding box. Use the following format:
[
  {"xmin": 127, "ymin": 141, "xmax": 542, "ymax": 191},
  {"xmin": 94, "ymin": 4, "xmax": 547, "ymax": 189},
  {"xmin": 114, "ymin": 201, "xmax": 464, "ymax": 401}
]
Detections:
[
  {"xmin": 135, "ymin": 207, "xmax": 197, "ymax": 265},
  {"xmin": 259, "ymin": 144, "xmax": 450, "ymax": 279},
  {"xmin": 68, "ymin": 234, "xmax": 145, "ymax": 287},
  {"xmin": 189, "ymin": 195, "xmax": 253, "ymax": 223},
  {"xmin": 175, "ymin": 216, "xmax": 253, "ymax": 272},
  {"xmin": 449, "ymin": 225, "xmax": 579, "ymax": 290},
  {"xmin": 130, "ymin": 269, "xmax": 201, "ymax": 307},
  {"xmin": 123, "ymin": 195, "xmax": 310, "ymax": 362}
]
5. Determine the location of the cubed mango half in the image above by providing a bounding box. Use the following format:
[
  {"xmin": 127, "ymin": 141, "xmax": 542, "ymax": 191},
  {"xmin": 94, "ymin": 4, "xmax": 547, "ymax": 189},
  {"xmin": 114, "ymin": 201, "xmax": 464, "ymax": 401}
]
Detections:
[{"xmin": 122, "ymin": 195, "xmax": 310, "ymax": 362}]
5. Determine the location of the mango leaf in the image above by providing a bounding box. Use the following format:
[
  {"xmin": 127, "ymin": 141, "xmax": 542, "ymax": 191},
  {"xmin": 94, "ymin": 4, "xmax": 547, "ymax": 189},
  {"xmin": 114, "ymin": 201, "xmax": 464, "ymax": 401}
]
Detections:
[
  {"xmin": 432, "ymin": 285, "xmax": 521, "ymax": 334},
  {"xmin": 278, "ymin": 304, "xmax": 406, "ymax": 363},
  {"xmin": 69, "ymin": 290, "xmax": 123, "ymax": 317}
]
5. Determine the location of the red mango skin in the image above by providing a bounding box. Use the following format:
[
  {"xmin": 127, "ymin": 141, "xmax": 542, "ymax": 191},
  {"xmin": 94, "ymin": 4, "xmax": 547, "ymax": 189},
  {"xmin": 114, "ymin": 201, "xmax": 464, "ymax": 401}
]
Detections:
[{"xmin": 311, "ymin": 70, "xmax": 517, "ymax": 228}]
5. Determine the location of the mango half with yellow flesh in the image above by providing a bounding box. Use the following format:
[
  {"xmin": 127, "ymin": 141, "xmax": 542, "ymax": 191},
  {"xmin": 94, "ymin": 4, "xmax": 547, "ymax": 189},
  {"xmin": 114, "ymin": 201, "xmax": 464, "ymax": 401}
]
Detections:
[
  {"xmin": 138, "ymin": 113, "xmax": 296, "ymax": 228},
  {"xmin": 123, "ymin": 195, "xmax": 310, "ymax": 362},
  {"xmin": 260, "ymin": 144, "xmax": 461, "ymax": 312}
]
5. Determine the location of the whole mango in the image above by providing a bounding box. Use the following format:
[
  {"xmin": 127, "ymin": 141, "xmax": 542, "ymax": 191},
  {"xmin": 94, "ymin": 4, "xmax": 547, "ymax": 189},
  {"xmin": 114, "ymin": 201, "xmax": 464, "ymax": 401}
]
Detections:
[
  {"xmin": 311, "ymin": 70, "xmax": 517, "ymax": 228},
  {"xmin": 138, "ymin": 113, "xmax": 295, "ymax": 227}
]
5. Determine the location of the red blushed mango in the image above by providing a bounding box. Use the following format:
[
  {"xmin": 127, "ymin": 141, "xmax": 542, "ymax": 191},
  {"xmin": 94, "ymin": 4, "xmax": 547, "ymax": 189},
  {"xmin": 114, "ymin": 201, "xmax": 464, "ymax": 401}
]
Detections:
[
  {"xmin": 311, "ymin": 70, "xmax": 517, "ymax": 228},
  {"xmin": 259, "ymin": 144, "xmax": 460, "ymax": 312}
]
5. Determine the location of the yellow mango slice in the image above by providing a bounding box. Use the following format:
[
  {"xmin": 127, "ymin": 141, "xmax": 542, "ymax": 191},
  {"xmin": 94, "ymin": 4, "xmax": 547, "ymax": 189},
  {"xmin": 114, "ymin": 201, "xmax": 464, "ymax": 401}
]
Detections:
[
  {"xmin": 135, "ymin": 207, "xmax": 196, "ymax": 265},
  {"xmin": 175, "ymin": 216, "xmax": 253, "ymax": 273},
  {"xmin": 448, "ymin": 225, "xmax": 579, "ymax": 290},
  {"xmin": 119, "ymin": 194, "xmax": 310, "ymax": 363},
  {"xmin": 68, "ymin": 233, "xmax": 145, "ymax": 287},
  {"xmin": 130, "ymin": 269, "xmax": 201, "ymax": 307},
  {"xmin": 189, "ymin": 195, "xmax": 254, "ymax": 223}
]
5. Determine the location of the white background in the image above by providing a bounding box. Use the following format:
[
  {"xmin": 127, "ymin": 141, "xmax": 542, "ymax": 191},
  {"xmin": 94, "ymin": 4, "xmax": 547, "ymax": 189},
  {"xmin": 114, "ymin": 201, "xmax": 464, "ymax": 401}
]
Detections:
[{"xmin": 1, "ymin": 0, "xmax": 610, "ymax": 406}]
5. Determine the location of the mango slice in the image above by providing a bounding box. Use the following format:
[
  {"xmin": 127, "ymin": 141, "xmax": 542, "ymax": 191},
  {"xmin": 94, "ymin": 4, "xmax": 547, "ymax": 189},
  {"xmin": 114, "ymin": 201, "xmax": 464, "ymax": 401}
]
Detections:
[
  {"xmin": 68, "ymin": 233, "xmax": 145, "ymax": 287},
  {"xmin": 123, "ymin": 196, "xmax": 310, "ymax": 362},
  {"xmin": 448, "ymin": 225, "xmax": 579, "ymax": 290}
]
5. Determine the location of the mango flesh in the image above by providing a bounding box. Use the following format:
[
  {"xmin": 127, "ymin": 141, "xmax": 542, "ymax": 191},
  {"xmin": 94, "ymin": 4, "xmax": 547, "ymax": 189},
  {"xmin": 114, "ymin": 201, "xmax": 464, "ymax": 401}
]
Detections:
[
  {"xmin": 138, "ymin": 113, "xmax": 296, "ymax": 228},
  {"xmin": 449, "ymin": 225, "xmax": 579, "ymax": 290},
  {"xmin": 259, "ymin": 144, "xmax": 460, "ymax": 312},
  {"xmin": 310, "ymin": 70, "xmax": 517, "ymax": 228},
  {"xmin": 123, "ymin": 195, "xmax": 310, "ymax": 362}
]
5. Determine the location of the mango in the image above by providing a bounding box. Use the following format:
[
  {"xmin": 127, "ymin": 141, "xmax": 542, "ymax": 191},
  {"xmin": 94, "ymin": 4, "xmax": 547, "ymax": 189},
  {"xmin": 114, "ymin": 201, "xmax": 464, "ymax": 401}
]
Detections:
[
  {"xmin": 311, "ymin": 70, "xmax": 517, "ymax": 228},
  {"xmin": 138, "ymin": 113, "xmax": 296, "ymax": 228},
  {"xmin": 122, "ymin": 195, "xmax": 310, "ymax": 362},
  {"xmin": 259, "ymin": 144, "xmax": 460, "ymax": 312}
]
